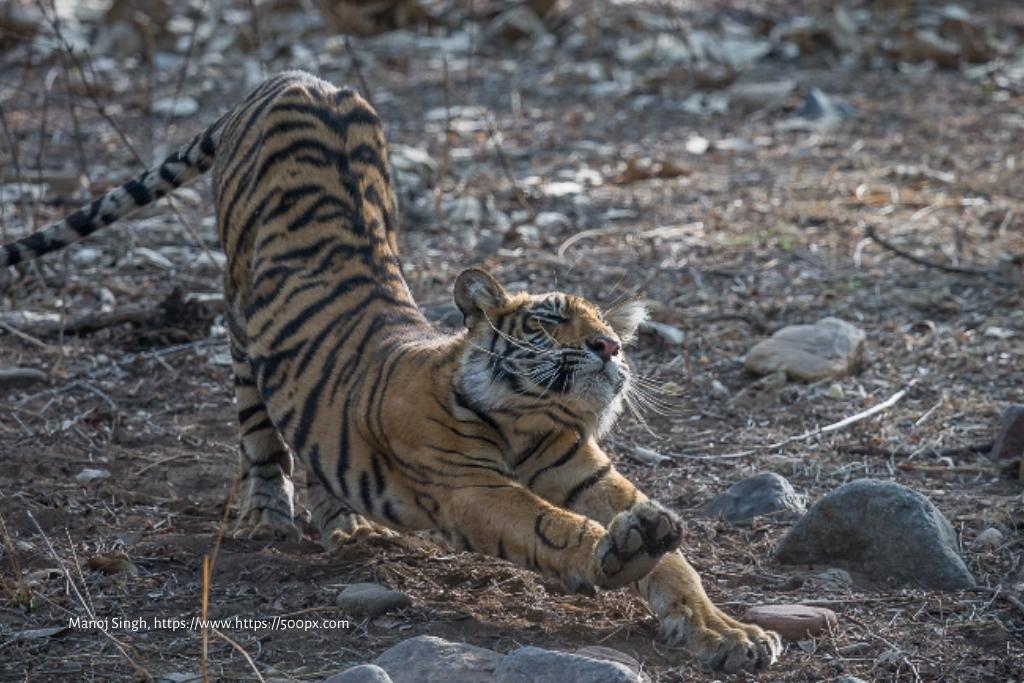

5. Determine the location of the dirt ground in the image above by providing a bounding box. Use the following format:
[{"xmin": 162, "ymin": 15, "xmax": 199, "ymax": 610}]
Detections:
[{"xmin": 1, "ymin": 0, "xmax": 1023, "ymax": 681}]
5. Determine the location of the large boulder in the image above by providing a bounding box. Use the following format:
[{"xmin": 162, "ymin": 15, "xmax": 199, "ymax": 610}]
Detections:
[
  {"xmin": 775, "ymin": 479, "xmax": 975, "ymax": 590},
  {"xmin": 745, "ymin": 317, "xmax": 865, "ymax": 381}
]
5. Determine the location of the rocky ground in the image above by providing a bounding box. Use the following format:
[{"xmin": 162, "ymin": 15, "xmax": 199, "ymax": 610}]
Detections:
[{"xmin": 1, "ymin": 0, "xmax": 1023, "ymax": 681}]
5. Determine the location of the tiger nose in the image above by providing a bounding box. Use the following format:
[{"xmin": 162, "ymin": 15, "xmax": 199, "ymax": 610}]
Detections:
[{"xmin": 587, "ymin": 335, "xmax": 620, "ymax": 362}]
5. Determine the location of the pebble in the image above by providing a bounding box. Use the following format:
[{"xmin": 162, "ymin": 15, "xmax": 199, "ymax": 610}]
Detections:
[
  {"xmin": 336, "ymin": 583, "xmax": 411, "ymax": 617},
  {"xmin": 741, "ymin": 604, "xmax": 837, "ymax": 640},
  {"xmin": 698, "ymin": 473, "xmax": 805, "ymax": 524},
  {"xmin": 744, "ymin": 317, "xmax": 865, "ymax": 381},
  {"xmin": 729, "ymin": 371, "xmax": 787, "ymax": 412},
  {"xmin": 75, "ymin": 468, "xmax": 111, "ymax": 483},
  {"xmin": 775, "ymin": 479, "xmax": 975, "ymax": 590}
]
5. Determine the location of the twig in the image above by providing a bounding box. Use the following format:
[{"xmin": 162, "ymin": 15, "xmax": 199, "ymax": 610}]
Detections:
[
  {"xmin": 768, "ymin": 381, "xmax": 916, "ymax": 449},
  {"xmin": 863, "ymin": 222, "xmax": 991, "ymax": 277},
  {"xmin": 37, "ymin": 0, "xmax": 222, "ymax": 274},
  {"xmin": 26, "ymin": 511, "xmax": 152, "ymax": 680},
  {"xmin": 342, "ymin": 35, "xmax": 374, "ymax": 110},
  {"xmin": 485, "ymin": 116, "xmax": 533, "ymax": 217},
  {"xmin": 0, "ymin": 321, "xmax": 52, "ymax": 349},
  {"xmin": 213, "ymin": 629, "xmax": 266, "ymax": 682}
]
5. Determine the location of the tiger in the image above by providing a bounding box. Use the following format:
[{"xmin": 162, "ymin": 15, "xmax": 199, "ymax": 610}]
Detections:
[{"xmin": 0, "ymin": 70, "xmax": 781, "ymax": 672}]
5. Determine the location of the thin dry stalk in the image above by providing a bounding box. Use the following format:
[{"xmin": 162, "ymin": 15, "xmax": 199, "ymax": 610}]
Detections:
[
  {"xmin": 0, "ymin": 511, "xmax": 31, "ymax": 608},
  {"xmin": 25, "ymin": 511, "xmax": 153, "ymax": 680},
  {"xmin": 200, "ymin": 484, "xmax": 236, "ymax": 682},
  {"xmin": 213, "ymin": 628, "xmax": 266, "ymax": 682},
  {"xmin": 485, "ymin": 116, "xmax": 533, "ymax": 217}
]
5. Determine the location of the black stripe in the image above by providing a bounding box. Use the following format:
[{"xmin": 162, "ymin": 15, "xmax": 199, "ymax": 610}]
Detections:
[{"xmin": 563, "ymin": 465, "xmax": 611, "ymax": 509}]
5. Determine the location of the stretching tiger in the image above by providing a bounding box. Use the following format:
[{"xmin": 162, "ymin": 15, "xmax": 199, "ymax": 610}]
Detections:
[{"xmin": 0, "ymin": 71, "xmax": 781, "ymax": 671}]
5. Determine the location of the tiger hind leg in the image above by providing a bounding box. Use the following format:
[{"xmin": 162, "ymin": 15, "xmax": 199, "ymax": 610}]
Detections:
[
  {"xmin": 230, "ymin": 338, "xmax": 301, "ymax": 542},
  {"xmin": 307, "ymin": 478, "xmax": 396, "ymax": 552}
]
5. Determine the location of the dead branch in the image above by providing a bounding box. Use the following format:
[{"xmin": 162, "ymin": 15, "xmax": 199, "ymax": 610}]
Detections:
[{"xmin": 863, "ymin": 222, "xmax": 992, "ymax": 277}]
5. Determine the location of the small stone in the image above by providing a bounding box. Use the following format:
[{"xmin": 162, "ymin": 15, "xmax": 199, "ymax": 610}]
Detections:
[
  {"xmin": 974, "ymin": 528, "xmax": 1004, "ymax": 550},
  {"xmin": 533, "ymin": 211, "xmax": 570, "ymax": 231},
  {"xmin": 0, "ymin": 367, "xmax": 47, "ymax": 388},
  {"xmin": 710, "ymin": 379, "xmax": 730, "ymax": 400},
  {"xmin": 374, "ymin": 636, "xmax": 503, "ymax": 683},
  {"xmin": 639, "ymin": 320, "xmax": 685, "ymax": 346},
  {"xmin": 698, "ymin": 473, "xmax": 805, "ymax": 524},
  {"xmin": 495, "ymin": 646, "xmax": 641, "ymax": 683},
  {"xmin": 983, "ymin": 326, "xmax": 1015, "ymax": 340},
  {"xmin": 152, "ymin": 96, "xmax": 199, "ymax": 118},
  {"xmin": 744, "ymin": 317, "xmax": 865, "ymax": 382},
  {"xmin": 826, "ymin": 382, "xmax": 845, "ymax": 400},
  {"xmin": 990, "ymin": 405, "xmax": 1024, "ymax": 461},
  {"xmin": 775, "ymin": 479, "xmax": 975, "ymax": 590},
  {"xmin": 324, "ymin": 664, "xmax": 394, "ymax": 683},
  {"xmin": 741, "ymin": 604, "xmax": 837, "ymax": 641},
  {"xmin": 684, "ymin": 135, "xmax": 709, "ymax": 155},
  {"xmin": 76, "ymin": 468, "xmax": 111, "ymax": 483},
  {"xmin": 834, "ymin": 677, "xmax": 869, "ymax": 683},
  {"xmin": 337, "ymin": 583, "xmax": 411, "ymax": 617}
]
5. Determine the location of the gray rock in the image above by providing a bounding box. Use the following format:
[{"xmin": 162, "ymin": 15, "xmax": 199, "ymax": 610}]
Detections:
[
  {"xmin": 324, "ymin": 664, "xmax": 394, "ymax": 683},
  {"xmin": 834, "ymin": 677, "xmax": 869, "ymax": 683},
  {"xmin": 573, "ymin": 647, "xmax": 649, "ymax": 683},
  {"xmin": 374, "ymin": 636, "xmax": 503, "ymax": 683},
  {"xmin": 336, "ymin": 583, "xmax": 411, "ymax": 617},
  {"xmin": 990, "ymin": 405, "xmax": 1024, "ymax": 461},
  {"xmin": 495, "ymin": 646, "xmax": 641, "ymax": 683},
  {"xmin": 745, "ymin": 317, "xmax": 865, "ymax": 381},
  {"xmin": 698, "ymin": 473, "xmax": 805, "ymax": 524},
  {"xmin": 775, "ymin": 479, "xmax": 975, "ymax": 590}
]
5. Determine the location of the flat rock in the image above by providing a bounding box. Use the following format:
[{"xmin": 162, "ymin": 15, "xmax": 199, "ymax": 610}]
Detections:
[
  {"xmin": 745, "ymin": 317, "xmax": 865, "ymax": 381},
  {"xmin": 742, "ymin": 604, "xmax": 837, "ymax": 640},
  {"xmin": 990, "ymin": 405, "xmax": 1024, "ymax": 462},
  {"xmin": 374, "ymin": 636, "xmax": 503, "ymax": 683},
  {"xmin": 336, "ymin": 583, "xmax": 411, "ymax": 617},
  {"xmin": 775, "ymin": 479, "xmax": 975, "ymax": 590},
  {"xmin": 698, "ymin": 473, "xmax": 804, "ymax": 524},
  {"xmin": 324, "ymin": 664, "xmax": 394, "ymax": 683},
  {"xmin": 495, "ymin": 646, "xmax": 641, "ymax": 683}
]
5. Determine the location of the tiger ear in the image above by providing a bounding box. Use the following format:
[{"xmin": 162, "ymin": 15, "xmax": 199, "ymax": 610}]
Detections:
[
  {"xmin": 604, "ymin": 299, "xmax": 649, "ymax": 344},
  {"xmin": 454, "ymin": 268, "xmax": 511, "ymax": 324}
]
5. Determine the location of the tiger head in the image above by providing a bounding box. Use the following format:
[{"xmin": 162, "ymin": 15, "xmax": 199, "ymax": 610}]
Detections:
[{"xmin": 454, "ymin": 268, "xmax": 648, "ymax": 436}]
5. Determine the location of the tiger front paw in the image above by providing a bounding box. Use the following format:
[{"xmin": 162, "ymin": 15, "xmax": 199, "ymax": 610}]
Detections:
[
  {"xmin": 233, "ymin": 507, "xmax": 302, "ymax": 542},
  {"xmin": 593, "ymin": 501, "xmax": 683, "ymax": 589},
  {"xmin": 661, "ymin": 604, "xmax": 782, "ymax": 672}
]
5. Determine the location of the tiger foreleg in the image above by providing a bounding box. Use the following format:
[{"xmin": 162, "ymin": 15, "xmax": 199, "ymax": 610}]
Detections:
[
  {"xmin": 433, "ymin": 476, "xmax": 682, "ymax": 592},
  {"xmin": 524, "ymin": 442, "xmax": 781, "ymax": 672},
  {"xmin": 230, "ymin": 343, "xmax": 301, "ymax": 542}
]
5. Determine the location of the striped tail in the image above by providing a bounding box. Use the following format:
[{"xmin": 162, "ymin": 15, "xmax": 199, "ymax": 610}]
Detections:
[{"xmin": 0, "ymin": 122, "xmax": 222, "ymax": 268}]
